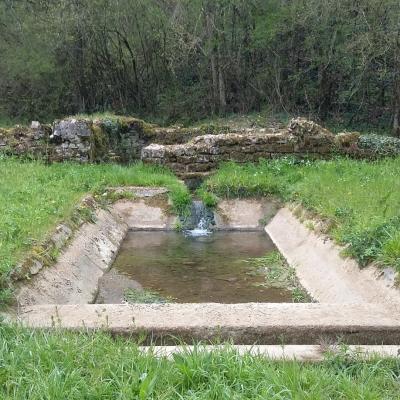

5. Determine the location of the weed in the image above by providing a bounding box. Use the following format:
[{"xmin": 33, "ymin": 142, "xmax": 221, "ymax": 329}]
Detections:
[
  {"xmin": 173, "ymin": 220, "xmax": 184, "ymax": 232},
  {"xmin": 124, "ymin": 288, "xmax": 173, "ymax": 304},
  {"xmin": 196, "ymin": 188, "xmax": 218, "ymax": 208},
  {"xmin": 246, "ymin": 251, "xmax": 311, "ymax": 302}
]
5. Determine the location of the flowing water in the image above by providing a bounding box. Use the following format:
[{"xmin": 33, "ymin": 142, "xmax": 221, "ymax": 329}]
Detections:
[
  {"xmin": 184, "ymin": 200, "xmax": 215, "ymax": 236},
  {"xmin": 97, "ymin": 231, "xmax": 293, "ymax": 303}
]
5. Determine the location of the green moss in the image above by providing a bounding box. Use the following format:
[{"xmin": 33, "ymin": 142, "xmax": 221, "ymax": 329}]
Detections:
[
  {"xmin": 0, "ymin": 127, "xmax": 10, "ymax": 136},
  {"xmin": 196, "ymin": 124, "xmax": 230, "ymax": 135},
  {"xmin": 90, "ymin": 124, "xmax": 109, "ymax": 161}
]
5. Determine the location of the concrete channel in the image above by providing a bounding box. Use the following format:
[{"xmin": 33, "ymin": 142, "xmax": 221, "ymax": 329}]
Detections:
[{"xmin": 8, "ymin": 189, "xmax": 400, "ymax": 354}]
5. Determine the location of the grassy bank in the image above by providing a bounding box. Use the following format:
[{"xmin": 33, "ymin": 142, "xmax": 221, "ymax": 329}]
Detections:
[
  {"xmin": 0, "ymin": 324, "xmax": 399, "ymax": 399},
  {"xmin": 0, "ymin": 157, "xmax": 190, "ymax": 303},
  {"xmin": 202, "ymin": 157, "xmax": 400, "ymax": 272}
]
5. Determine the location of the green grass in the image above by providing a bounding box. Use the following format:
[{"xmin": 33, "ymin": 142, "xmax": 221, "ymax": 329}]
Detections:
[
  {"xmin": 0, "ymin": 157, "xmax": 190, "ymax": 302},
  {"xmin": 202, "ymin": 157, "xmax": 400, "ymax": 271},
  {"xmin": 0, "ymin": 324, "xmax": 399, "ymax": 399},
  {"xmin": 0, "ymin": 114, "xmax": 28, "ymax": 128}
]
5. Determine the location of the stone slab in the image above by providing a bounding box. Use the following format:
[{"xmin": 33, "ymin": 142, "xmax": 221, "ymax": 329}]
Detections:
[
  {"xmin": 113, "ymin": 198, "xmax": 177, "ymax": 230},
  {"xmin": 107, "ymin": 186, "xmax": 169, "ymax": 198},
  {"xmin": 214, "ymin": 199, "xmax": 279, "ymax": 230},
  {"xmin": 16, "ymin": 303, "xmax": 400, "ymax": 344}
]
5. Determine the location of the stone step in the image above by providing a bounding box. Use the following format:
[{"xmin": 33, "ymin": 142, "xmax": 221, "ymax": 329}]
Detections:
[
  {"xmin": 15, "ymin": 303, "xmax": 400, "ymax": 345},
  {"xmin": 137, "ymin": 345, "xmax": 400, "ymax": 361}
]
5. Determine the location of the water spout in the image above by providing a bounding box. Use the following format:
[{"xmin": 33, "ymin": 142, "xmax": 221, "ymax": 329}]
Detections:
[{"xmin": 184, "ymin": 200, "xmax": 214, "ymax": 237}]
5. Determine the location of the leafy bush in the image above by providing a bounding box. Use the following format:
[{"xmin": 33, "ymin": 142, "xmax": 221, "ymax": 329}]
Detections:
[
  {"xmin": 358, "ymin": 134, "xmax": 400, "ymax": 156},
  {"xmin": 342, "ymin": 217, "xmax": 400, "ymax": 267}
]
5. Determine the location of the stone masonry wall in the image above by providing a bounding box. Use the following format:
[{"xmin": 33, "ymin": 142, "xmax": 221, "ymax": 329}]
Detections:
[
  {"xmin": 0, "ymin": 122, "xmax": 53, "ymax": 159},
  {"xmin": 141, "ymin": 118, "xmax": 359, "ymax": 178},
  {"xmin": 0, "ymin": 119, "xmax": 93, "ymax": 162},
  {"xmin": 1, "ymin": 116, "xmax": 399, "ymax": 171},
  {"xmin": 0, "ymin": 117, "xmax": 230, "ymax": 163}
]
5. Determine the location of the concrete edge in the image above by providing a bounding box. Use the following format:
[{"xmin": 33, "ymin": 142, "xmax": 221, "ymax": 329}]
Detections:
[{"xmin": 14, "ymin": 303, "xmax": 400, "ymax": 345}]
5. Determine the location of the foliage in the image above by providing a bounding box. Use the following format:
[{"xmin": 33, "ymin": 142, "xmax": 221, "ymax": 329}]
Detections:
[
  {"xmin": 196, "ymin": 188, "xmax": 219, "ymax": 208},
  {"xmin": 1, "ymin": 324, "xmax": 400, "ymax": 399},
  {"xmin": 202, "ymin": 157, "xmax": 400, "ymax": 271},
  {"xmin": 0, "ymin": 158, "xmax": 190, "ymax": 303},
  {"xmin": 342, "ymin": 217, "xmax": 400, "ymax": 267},
  {"xmin": 0, "ymin": 0, "xmax": 399, "ymax": 133},
  {"xmin": 358, "ymin": 134, "xmax": 400, "ymax": 156}
]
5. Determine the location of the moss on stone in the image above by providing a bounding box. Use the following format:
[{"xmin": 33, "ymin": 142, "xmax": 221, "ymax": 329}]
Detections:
[{"xmin": 90, "ymin": 124, "xmax": 109, "ymax": 161}]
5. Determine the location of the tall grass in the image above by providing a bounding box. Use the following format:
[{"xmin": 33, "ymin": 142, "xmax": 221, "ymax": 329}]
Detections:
[
  {"xmin": 1, "ymin": 324, "xmax": 399, "ymax": 399},
  {"xmin": 0, "ymin": 157, "xmax": 190, "ymax": 302},
  {"xmin": 202, "ymin": 157, "xmax": 400, "ymax": 271}
]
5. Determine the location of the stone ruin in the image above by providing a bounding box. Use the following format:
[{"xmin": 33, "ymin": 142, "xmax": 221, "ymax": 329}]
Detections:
[
  {"xmin": 0, "ymin": 116, "xmax": 397, "ymax": 177},
  {"xmin": 0, "ymin": 117, "xmax": 227, "ymax": 163}
]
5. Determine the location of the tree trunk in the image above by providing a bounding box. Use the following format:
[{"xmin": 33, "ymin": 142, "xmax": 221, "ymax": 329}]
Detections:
[
  {"xmin": 210, "ymin": 52, "xmax": 218, "ymax": 114},
  {"xmin": 218, "ymin": 50, "xmax": 226, "ymax": 115},
  {"xmin": 394, "ymin": 102, "xmax": 400, "ymax": 137},
  {"xmin": 393, "ymin": 32, "xmax": 400, "ymax": 137}
]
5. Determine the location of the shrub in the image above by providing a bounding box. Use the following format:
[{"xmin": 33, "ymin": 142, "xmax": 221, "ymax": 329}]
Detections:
[{"xmin": 358, "ymin": 134, "xmax": 400, "ymax": 156}]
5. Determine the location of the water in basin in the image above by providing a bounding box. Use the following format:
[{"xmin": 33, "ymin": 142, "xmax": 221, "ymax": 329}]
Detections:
[{"xmin": 97, "ymin": 231, "xmax": 294, "ymax": 303}]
